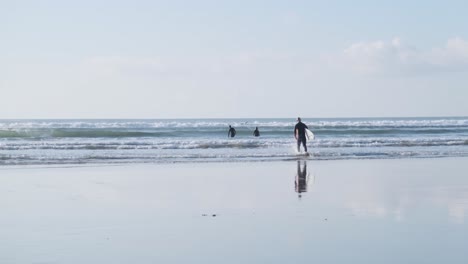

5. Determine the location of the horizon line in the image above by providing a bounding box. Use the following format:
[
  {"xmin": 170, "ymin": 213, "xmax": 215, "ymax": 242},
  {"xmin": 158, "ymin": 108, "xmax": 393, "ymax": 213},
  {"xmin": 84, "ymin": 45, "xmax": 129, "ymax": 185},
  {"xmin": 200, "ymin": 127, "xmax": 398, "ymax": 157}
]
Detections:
[{"xmin": 0, "ymin": 115, "xmax": 467, "ymax": 120}]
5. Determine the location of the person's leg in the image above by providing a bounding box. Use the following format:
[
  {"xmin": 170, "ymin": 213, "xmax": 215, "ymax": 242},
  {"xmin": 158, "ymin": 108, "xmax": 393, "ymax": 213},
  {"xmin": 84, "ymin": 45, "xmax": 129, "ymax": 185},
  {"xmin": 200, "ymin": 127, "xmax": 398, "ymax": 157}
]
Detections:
[
  {"xmin": 297, "ymin": 139, "xmax": 301, "ymax": 152},
  {"xmin": 302, "ymin": 137, "xmax": 308, "ymax": 152}
]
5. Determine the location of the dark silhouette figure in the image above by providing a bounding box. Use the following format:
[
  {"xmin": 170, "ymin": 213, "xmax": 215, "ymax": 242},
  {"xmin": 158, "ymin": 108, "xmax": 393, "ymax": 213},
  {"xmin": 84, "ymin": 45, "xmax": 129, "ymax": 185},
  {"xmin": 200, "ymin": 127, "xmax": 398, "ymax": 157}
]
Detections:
[
  {"xmin": 228, "ymin": 125, "xmax": 236, "ymax": 138},
  {"xmin": 253, "ymin": 127, "xmax": 260, "ymax": 137},
  {"xmin": 295, "ymin": 160, "xmax": 309, "ymax": 196},
  {"xmin": 294, "ymin": 117, "xmax": 309, "ymax": 153}
]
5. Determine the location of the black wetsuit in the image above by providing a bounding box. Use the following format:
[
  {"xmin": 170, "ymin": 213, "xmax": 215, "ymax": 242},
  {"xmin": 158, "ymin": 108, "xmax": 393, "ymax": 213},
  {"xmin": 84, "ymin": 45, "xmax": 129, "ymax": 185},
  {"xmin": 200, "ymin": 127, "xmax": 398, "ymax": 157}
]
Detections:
[
  {"xmin": 253, "ymin": 129, "xmax": 260, "ymax": 137},
  {"xmin": 294, "ymin": 122, "xmax": 308, "ymax": 152},
  {"xmin": 228, "ymin": 127, "xmax": 236, "ymax": 138}
]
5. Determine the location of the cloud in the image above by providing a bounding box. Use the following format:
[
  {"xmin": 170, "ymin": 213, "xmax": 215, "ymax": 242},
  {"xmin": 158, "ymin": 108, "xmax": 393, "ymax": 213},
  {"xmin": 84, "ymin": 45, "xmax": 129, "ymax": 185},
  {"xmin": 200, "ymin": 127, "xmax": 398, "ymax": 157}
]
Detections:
[
  {"xmin": 71, "ymin": 38, "xmax": 468, "ymax": 79},
  {"xmin": 331, "ymin": 37, "xmax": 468, "ymax": 76},
  {"xmin": 430, "ymin": 37, "xmax": 468, "ymax": 66}
]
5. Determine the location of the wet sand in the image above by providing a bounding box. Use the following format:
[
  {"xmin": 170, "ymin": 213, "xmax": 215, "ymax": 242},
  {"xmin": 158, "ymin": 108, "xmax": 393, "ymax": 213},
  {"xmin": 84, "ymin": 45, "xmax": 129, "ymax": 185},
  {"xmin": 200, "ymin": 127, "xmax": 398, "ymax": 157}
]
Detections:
[{"xmin": 1, "ymin": 158, "xmax": 468, "ymax": 263}]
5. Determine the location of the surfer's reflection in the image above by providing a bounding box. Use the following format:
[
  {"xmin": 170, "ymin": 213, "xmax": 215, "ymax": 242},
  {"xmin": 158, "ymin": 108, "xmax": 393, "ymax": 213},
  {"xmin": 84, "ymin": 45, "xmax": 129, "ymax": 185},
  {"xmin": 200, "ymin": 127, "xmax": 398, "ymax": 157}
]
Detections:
[{"xmin": 295, "ymin": 160, "xmax": 310, "ymax": 197}]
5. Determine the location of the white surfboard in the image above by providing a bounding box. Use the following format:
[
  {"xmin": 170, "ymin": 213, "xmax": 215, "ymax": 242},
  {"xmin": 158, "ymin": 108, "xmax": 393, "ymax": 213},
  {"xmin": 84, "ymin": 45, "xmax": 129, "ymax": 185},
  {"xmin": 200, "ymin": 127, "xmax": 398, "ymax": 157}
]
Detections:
[{"xmin": 305, "ymin": 128, "xmax": 315, "ymax": 140}]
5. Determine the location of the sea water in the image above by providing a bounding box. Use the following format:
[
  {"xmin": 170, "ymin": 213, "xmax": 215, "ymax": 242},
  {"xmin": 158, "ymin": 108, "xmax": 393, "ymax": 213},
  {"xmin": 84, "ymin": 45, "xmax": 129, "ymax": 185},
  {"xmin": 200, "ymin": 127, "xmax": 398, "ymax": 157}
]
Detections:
[{"xmin": 0, "ymin": 117, "xmax": 467, "ymax": 165}]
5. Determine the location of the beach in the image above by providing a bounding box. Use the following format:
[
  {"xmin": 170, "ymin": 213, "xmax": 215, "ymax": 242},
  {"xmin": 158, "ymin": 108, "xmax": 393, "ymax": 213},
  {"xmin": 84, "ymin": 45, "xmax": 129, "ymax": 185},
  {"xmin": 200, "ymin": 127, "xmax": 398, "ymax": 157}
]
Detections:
[
  {"xmin": 2, "ymin": 158, "xmax": 468, "ymax": 264},
  {"xmin": 4, "ymin": 0, "xmax": 468, "ymax": 262}
]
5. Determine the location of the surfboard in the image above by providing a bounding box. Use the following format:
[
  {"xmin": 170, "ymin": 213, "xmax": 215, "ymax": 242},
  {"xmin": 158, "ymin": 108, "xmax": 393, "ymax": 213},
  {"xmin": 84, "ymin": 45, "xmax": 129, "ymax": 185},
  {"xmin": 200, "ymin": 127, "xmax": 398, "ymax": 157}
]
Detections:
[{"xmin": 305, "ymin": 128, "xmax": 315, "ymax": 140}]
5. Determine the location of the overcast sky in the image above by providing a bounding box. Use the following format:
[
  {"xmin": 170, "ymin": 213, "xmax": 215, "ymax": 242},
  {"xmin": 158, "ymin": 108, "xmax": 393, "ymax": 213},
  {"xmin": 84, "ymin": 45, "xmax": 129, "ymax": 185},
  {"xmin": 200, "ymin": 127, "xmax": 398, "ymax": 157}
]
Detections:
[{"xmin": 2, "ymin": 0, "xmax": 468, "ymax": 118}]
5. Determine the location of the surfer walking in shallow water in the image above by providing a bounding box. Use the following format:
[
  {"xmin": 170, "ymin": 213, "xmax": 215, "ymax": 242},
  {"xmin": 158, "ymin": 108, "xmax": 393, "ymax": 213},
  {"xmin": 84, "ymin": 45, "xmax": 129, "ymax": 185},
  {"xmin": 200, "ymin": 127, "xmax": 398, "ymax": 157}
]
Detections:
[
  {"xmin": 228, "ymin": 125, "xmax": 236, "ymax": 138},
  {"xmin": 294, "ymin": 117, "xmax": 309, "ymax": 154}
]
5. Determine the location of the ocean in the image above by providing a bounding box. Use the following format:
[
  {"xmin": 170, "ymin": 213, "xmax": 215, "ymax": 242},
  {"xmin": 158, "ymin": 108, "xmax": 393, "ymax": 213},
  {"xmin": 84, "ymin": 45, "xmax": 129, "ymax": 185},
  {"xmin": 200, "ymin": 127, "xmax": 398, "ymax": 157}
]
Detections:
[{"xmin": 1, "ymin": 117, "xmax": 467, "ymax": 166}]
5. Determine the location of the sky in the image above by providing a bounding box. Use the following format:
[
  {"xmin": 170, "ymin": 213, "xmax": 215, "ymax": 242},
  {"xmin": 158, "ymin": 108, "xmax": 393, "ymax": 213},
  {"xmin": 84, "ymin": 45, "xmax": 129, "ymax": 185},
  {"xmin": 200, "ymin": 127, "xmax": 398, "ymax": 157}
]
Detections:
[{"xmin": 2, "ymin": 0, "xmax": 468, "ymax": 118}]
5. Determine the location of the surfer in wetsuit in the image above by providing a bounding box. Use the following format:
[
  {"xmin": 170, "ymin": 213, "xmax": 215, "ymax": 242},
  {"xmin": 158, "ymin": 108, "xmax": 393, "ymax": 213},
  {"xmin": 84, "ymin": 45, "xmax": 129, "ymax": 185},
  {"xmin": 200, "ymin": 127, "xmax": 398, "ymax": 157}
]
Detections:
[
  {"xmin": 294, "ymin": 117, "xmax": 308, "ymax": 153},
  {"xmin": 253, "ymin": 127, "xmax": 260, "ymax": 137},
  {"xmin": 228, "ymin": 125, "xmax": 236, "ymax": 138}
]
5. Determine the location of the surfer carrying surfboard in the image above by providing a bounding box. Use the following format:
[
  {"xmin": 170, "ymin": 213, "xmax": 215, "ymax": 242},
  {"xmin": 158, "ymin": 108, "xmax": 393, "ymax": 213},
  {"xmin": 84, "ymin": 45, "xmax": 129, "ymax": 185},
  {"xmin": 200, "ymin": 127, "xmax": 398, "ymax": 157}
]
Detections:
[{"xmin": 294, "ymin": 117, "xmax": 309, "ymax": 153}]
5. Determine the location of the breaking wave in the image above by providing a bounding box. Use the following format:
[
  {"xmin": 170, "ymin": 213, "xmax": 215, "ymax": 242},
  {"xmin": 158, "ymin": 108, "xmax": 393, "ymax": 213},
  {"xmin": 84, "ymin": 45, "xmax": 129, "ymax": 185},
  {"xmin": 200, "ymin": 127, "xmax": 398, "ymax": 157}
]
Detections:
[{"xmin": 1, "ymin": 117, "xmax": 467, "ymax": 165}]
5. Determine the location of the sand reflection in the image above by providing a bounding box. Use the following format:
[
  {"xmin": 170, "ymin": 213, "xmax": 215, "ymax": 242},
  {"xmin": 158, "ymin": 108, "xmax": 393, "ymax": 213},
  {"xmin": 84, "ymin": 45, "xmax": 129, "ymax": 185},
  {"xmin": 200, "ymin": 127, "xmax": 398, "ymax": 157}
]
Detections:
[
  {"xmin": 286, "ymin": 159, "xmax": 468, "ymax": 224},
  {"xmin": 295, "ymin": 160, "xmax": 310, "ymax": 197}
]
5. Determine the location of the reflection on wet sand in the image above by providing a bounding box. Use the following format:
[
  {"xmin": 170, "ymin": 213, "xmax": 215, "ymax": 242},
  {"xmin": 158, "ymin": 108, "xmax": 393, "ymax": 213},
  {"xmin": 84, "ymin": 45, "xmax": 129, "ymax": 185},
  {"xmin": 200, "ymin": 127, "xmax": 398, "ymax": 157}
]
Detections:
[
  {"xmin": 292, "ymin": 160, "xmax": 468, "ymax": 224},
  {"xmin": 295, "ymin": 160, "xmax": 311, "ymax": 197}
]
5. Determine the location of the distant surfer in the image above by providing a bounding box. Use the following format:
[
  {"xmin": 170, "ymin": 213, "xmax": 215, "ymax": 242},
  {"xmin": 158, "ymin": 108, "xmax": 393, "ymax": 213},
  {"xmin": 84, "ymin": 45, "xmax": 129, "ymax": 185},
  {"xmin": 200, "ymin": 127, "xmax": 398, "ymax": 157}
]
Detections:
[
  {"xmin": 253, "ymin": 127, "xmax": 260, "ymax": 137},
  {"xmin": 228, "ymin": 125, "xmax": 236, "ymax": 138},
  {"xmin": 294, "ymin": 117, "xmax": 308, "ymax": 153}
]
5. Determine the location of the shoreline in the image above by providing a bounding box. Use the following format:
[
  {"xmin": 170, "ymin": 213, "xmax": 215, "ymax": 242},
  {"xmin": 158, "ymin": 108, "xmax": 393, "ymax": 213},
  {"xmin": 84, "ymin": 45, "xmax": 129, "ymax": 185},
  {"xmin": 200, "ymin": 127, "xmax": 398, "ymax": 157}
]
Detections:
[{"xmin": 1, "ymin": 155, "xmax": 468, "ymax": 170}]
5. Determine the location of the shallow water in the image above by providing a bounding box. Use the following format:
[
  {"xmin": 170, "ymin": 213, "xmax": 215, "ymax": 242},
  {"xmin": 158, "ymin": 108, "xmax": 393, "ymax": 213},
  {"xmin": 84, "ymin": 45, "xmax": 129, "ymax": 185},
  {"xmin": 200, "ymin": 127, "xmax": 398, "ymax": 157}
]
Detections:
[{"xmin": 1, "ymin": 117, "xmax": 468, "ymax": 165}]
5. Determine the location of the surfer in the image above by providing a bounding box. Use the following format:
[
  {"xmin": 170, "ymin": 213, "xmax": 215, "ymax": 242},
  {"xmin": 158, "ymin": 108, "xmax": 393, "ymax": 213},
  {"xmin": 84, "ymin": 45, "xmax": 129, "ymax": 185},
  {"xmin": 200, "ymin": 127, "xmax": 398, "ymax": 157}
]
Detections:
[
  {"xmin": 253, "ymin": 127, "xmax": 260, "ymax": 137},
  {"xmin": 228, "ymin": 125, "xmax": 236, "ymax": 138},
  {"xmin": 294, "ymin": 117, "xmax": 308, "ymax": 153}
]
